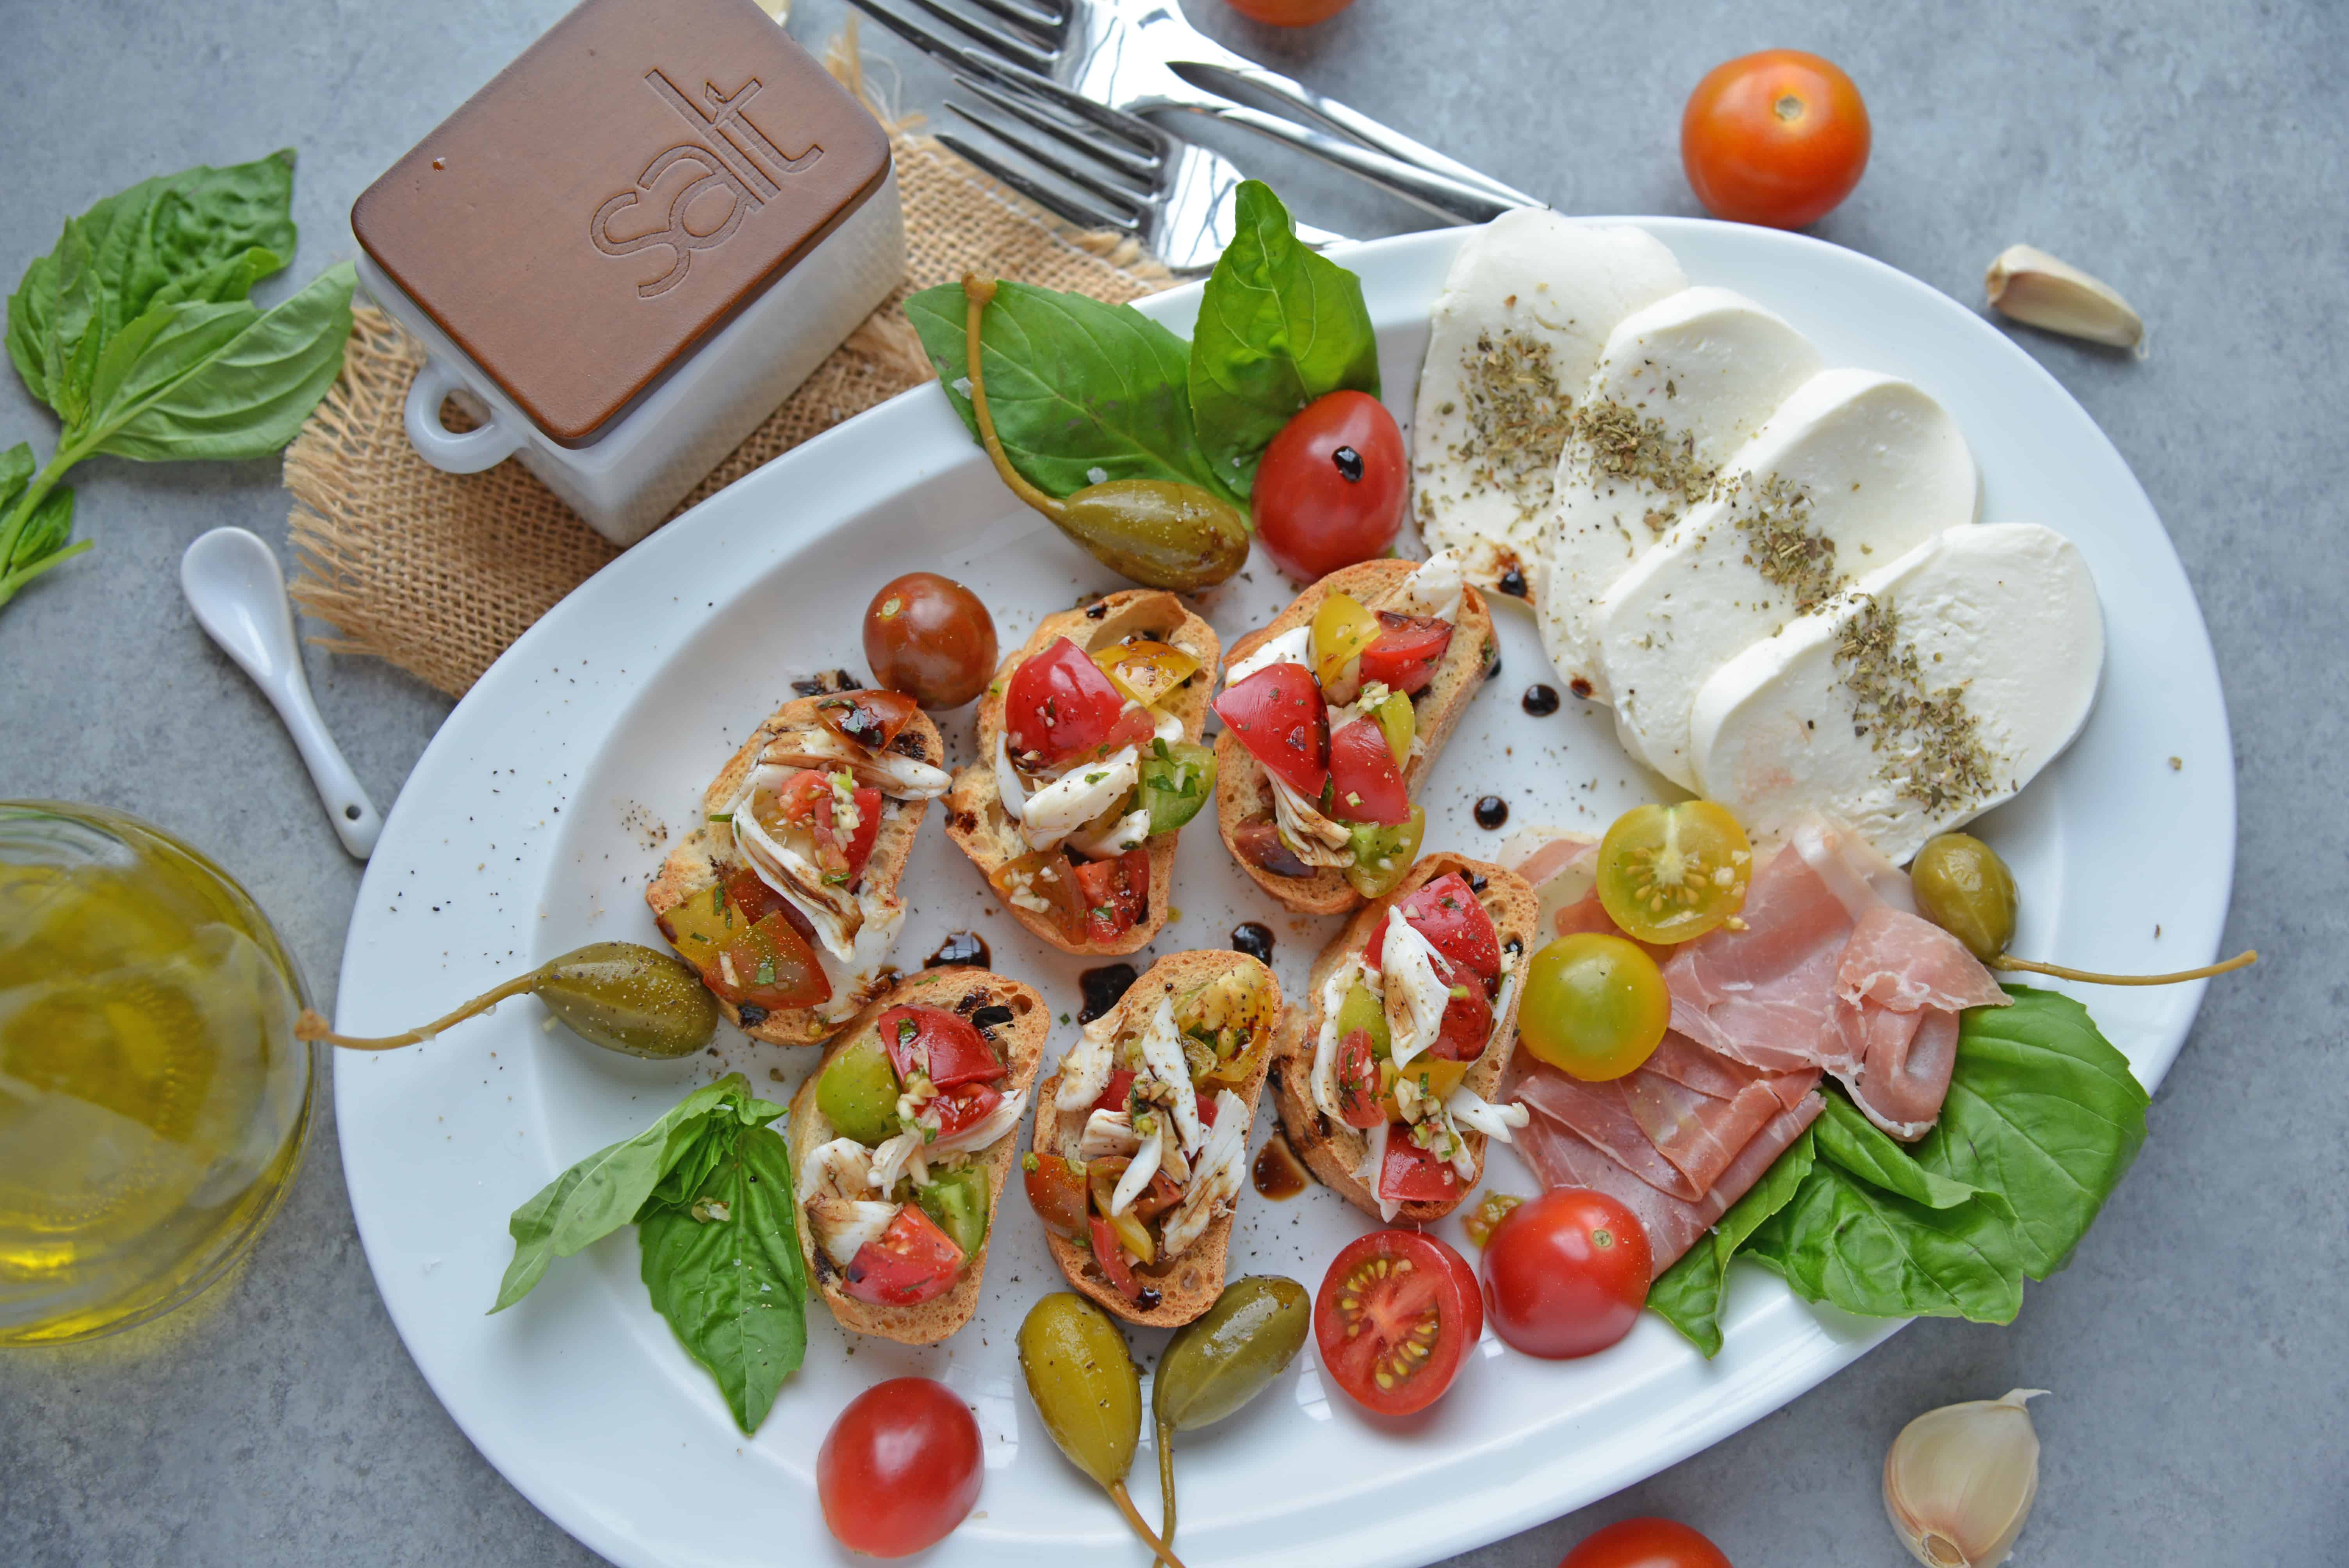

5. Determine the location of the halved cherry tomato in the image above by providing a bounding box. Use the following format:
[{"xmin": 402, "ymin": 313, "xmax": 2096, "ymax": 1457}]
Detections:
[
  {"xmin": 828, "ymin": 785, "xmax": 884, "ymax": 882},
  {"xmin": 1327, "ymin": 717, "xmax": 1410, "ymax": 826},
  {"xmin": 1089, "ymin": 1214, "xmax": 1145, "ymax": 1301},
  {"xmin": 989, "ymin": 849, "xmax": 1087, "ymax": 942},
  {"xmin": 1093, "ymin": 704, "xmax": 1158, "ymax": 761},
  {"xmin": 931, "ymin": 1082, "xmax": 1003, "ymax": 1137},
  {"xmin": 1399, "ymin": 872, "xmax": 1502, "ymax": 989},
  {"xmin": 814, "ymin": 688, "xmax": 922, "ymax": 750},
  {"xmin": 1093, "ymin": 638, "xmax": 1200, "ymax": 707},
  {"xmin": 1481, "ymin": 1188, "xmax": 1652, "ymax": 1359},
  {"xmin": 1559, "ymin": 1517, "xmax": 1732, "ymax": 1568},
  {"xmin": 1253, "ymin": 391, "xmax": 1408, "ymax": 582},
  {"xmin": 1335, "ymin": 1028, "xmax": 1384, "ymax": 1128},
  {"xmin": 1682, "ymin": 48, "xmax": 1870, "ymax": 230},
  {"xmin": 1071, "ymin": 847, "xmax": 1150, "ymax": 944},
  {"xmin": 1596, "ymin": 800, "xmax": 1753, "ymax": 944},
  {"xmin": 1089, "ymin": 1067, "xmax": 1138, "ymax": 1117},
  {"xmin": 1379, "ymin": 1135, "xmax": 1465, "ymax": 1206},
  {"xmin": 717, "ymin": 911, "xmax": 831, "ymax": 1010},
  {"xmin": 1310, "ymin": 592, "xmax": 1381, "ymax": 704},
  {"xmin": 877, "ymin": 1004, "xmax": 1004, "ymax": 1089},
  {"xmin": 1379, "ymin": 1055, "xmax": 1469, "ymax": 1122},
  {"xmin": 1004, "ymin": 637, "xmax": 1128, "ymax": 768},
  {"xmin": 844, "ymin": 1205, "xmax": 966, "ymax": 1306},
  {"xmin": 1426, "ymin": 958, "xmax": 1496, "ymax": 1062},
  {"xmin": 1314, "ymin": 1229, "xmax": 1481, "ymax": 1416},
  {"xmin": 817, "ymin": 1377, "xmax": 984, "ymax": 1558},
  {"xmin": 1232, "ymin": 819, "xmax": 1313, "ymax": 877},
  {"xmin": 1214, "ymin": 662, "xmax": 1331, "ymax": 797},
  {"xmin": 1024, "ymin": 1153, "xmax": 1090, "ymax": 1239},
  {"xmin": 1359, "ymin": 612, "xmax": 1452, "ymax": 696},
  {"xmin": 1222, "ymin": 0, "xmax": 1356, "ymax": 27},
  {"xmin": 747, "ymin": 769, "xmax": 881, "ymax": 883}
]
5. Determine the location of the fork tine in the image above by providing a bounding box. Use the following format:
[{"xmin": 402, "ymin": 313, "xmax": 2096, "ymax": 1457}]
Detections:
[
  {"xmin": 951, "ymin": 48, "xmax": 1163, "ymax": 156},
  {"xmin": 890, "ymin": 0, "xmax": 1055, "ymax": 73},
  {"xmin": 945, "ymin": 102, "xmax": 1151, "ymax": 214},
  {"xmin": 952, "ymin": 73, "xmax": 1160, "ymax": 182},
  {"xmin": 935, "ymin": 131, "xmax": 1137, "ymax": 234},
  {"xmin": 961, "ymin": 0, "xmax": 1066, "ymax": 34},
  {"xmin": 843, "ymin": 0, "xmax": 990, "ymax": 76}
]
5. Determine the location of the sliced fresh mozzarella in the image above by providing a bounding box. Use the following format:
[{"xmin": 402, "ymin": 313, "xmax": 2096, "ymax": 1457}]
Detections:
[
  {"xmin": 1020, "ymin": 748, "xmax": 1138, "ymax": 850},
  {"xmin": 1268, "ymin": 767, "xmax": 1352, "ymax": 865},
  {"xmin": 1225, "ymin": 626, "xmax": 1312, "ymax": 688},
  {"xmin": 1690, "ymin": 522, "xmax": 2103, "ymax": 865},
  {"xmin": 1593, "ymin": 369, "xmax": 1979, "ymax": 787},
  {"xmin": 759, "ymin": 728, "xmax": 950, "ymax": 798},
  {"xmin": 1378, "ymin": 909, "xmax": 1451, "ymax": 1071},
  {"xmin": 1447, "ymin": 1087, "xmax": 1529, "ymax": 1144},
  {"xmin": 1069, "ymin": 804, "xmax": 1153, "ymax": 861},
  {"xmin": 807, "ymin": 1198, "xmax": 900, "ymax": 1267},
  {"xmin": 1110, "ymin": 1126, "xmax": 1162, "ymax": 1217},
  {"xmin": 1353, "ymin": 1117, "xmax": 1396, "ymax": 1223},
  {"xmin": 1413, "ymin": 213, "xmax": 1687, "ymax": 590},
  {"xmin": 1161, "ymin": 1091, "xmax": 1248, "ymax": 1258},
  {"xmin": 1388, "ymin": 548, "xmax": 1466, "ymax": 624},
  {"xmin": 1540, "ymin": 287, "xmax": 1824, "ymax": 694},
  {"xmin": 1151, "ymin": 707, "xmax": 1185, "ymax": 745}
]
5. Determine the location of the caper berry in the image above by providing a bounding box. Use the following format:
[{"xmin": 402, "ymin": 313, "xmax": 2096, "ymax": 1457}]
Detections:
[
  {"xmin": 1151, "ymin": 1276, "xmax": 1309, "ymax": 1544},
  {"xmin": 1018, "ymin": 1294, "xmax": 1185, "ymax": 1565},
  {"xmin": 294, "ymin": 941, "xmax": 718, "ymax": 1060},
  {"xmin": 1911, "ymin": 833, "xmax": 2018, "ymax": 964}
]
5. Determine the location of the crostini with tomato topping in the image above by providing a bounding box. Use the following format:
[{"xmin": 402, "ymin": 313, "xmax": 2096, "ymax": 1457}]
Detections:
[
  {"xmin": 788, "ymin": 967, "xmax": 1048, "ymax": 1345},
  {"xmin": 647, "ymin": 686, "xmax": 951, "ymax": 1045},
  {"xmin": 945, "ymin": 590, "xmax": 1222, "ymax": 955},
  {"xmin": 1212, "ymin": 553, "xmax": 1497, "ymax": 916},
  {"xmin": 1028, "ymin": 950, "xmax": 1282, "ymax": 1327},
  {"xmin": 1271, "ymin": 853, "xmax": 1538, "ymax": 1223}
]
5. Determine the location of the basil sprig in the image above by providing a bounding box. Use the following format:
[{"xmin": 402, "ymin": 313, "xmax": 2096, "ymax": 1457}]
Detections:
[
  {"xmin": 495, "ymin": 1073, "xmax": 810, "ymax": 1433},
  {"xmin": 1649, "ymin": 987, "xmax": 2150, "ymax": 1356},
  {"xmin": 0, "ymin": 150, "xmax": 356, "ymax": 611}
]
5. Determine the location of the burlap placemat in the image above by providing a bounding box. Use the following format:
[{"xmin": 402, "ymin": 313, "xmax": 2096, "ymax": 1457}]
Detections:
[{"xmin": 285, "ymin": 33, "xmax": 1170, "ymax": 698}]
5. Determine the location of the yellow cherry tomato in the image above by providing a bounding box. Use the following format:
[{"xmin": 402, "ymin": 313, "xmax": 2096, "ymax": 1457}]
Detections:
[
  {"xmin": 1371, "ymin": 687, "xmax": 1415, "ymax": 764},
  {"xmin": 1092, "ymin": 638, "xmax": 1200, "ymax": 708},
  {"xmin": 1596, "ymin": 800, "xmax": 1754, "ymax": 944},
  {"xmin": 1517, "ymin": 933, "xmax": 1670, "ymax": 1082},
  {"xmin": 1309, "ymin": 592, "xmax": 1379, "ymax": 698}
]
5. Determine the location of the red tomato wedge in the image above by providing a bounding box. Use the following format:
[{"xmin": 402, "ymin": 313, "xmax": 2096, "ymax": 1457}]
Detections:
[
  {"xmin": 1379, "ymin": 1134, "xmax": 1466, "ymax": 1206},
  {"xmin": 814, "ymin": 688, "xmax": 922, "ymax": 751},
  {"xmin": 1399, "ymin": 872, "xmax": 1502, "ymax": 989},
  {"xmin": 931, "ymin": 1082, "xmax": 1003, "ymax": 1137},
  {"xmin": 988, "ymin": 850, "xmax": 1087, "ymax": 944},
  {"xmin": 876, "ymin": 1004, "xmax": 1004, "ymax": 1089},
  {"xmin": 820, "ymin": 785, "xmax": 884, "ymax": 882},
  {"xmin": 1314, "ymin": 1229, "xmax": 1481, "ymax": 1416},
  {"xmin": 1024, "ymin": 1153, "xmax": 1090, "ymax": 1239},
  {"xmin": 1427, "ymin": 957, "xmax": 1497, "ymax": 1062},
  {"xmin": 1335, "ymin": 1028, "xmax": 1384, "ymax": 1127},
  {"xmin": 1004, "ymin": 637, "xmax": 1128, "ymax": 768},
  {"xmin": 1071, "ymin": 848, "xmax": 1150, "ymax": 945},
  {"xmin": 1089, "ymin": 1215, "xmax": 1144, "ymax": 1301},
  {"xmin": 843, "ymin": 1205, "xmax": 966, "ymax": 1306},
  {"xmin": 1090, "ymin": 1067, "xmax": 1138, "ymax": 1117},
  {"xmin": 1327, "ymin": 717, "xmax": 1410, "ymax": 825},
  {"xmin": 1214, "ymin": 662, "xmax": 1330, "ymax": 797},
  {"xmin": 1359, "ymin": 611, "xmax": 1453, "ymax": 696}
]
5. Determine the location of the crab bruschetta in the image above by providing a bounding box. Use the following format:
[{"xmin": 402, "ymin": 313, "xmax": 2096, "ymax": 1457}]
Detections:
[
  {"xmin": 788, "ymin": 967, "xmax": 1047, "ymax": 1344},
  {"xmin": 1271, "ymin": 853, "xmax": 1538, "ymax": 1222},
  {"xmin": 1026, "ymin": 950, "xmax": 1282, "ymax": 1326},
  {"xmin": 647, "ymin": 687, "xmax": 950, "ymax": 1044},
  {"xmin": 945, "ymin": 590, "xmax": 1222, "ymax": 954},
  {"xmin": 1212, "ymin": 553, "xmax": 1497, "ymax": 916}
]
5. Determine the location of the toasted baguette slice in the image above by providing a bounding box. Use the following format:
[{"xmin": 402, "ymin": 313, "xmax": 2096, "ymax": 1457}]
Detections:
[
  {"xmin": 1031, "ymin": 949, "xmax": 1283, "ymax": 1327},
  {"xmin": 1214, "ymin": 560, "xmax": 1497, "ymax": 916},
  {"xmin": 788, "ymin": 966, "xmax": 1047, "ymax": 1345},
  {"xmin": 945, "ymin": 591, "xmax": 1223, "ymax": 955},
  {"xmin": 645, "ymin": 693, "xmax": 946, "ymax": 1046},
  {"xmin": 1270, "ymin": 853, "xmax": 1537, "ymax": 1223}
]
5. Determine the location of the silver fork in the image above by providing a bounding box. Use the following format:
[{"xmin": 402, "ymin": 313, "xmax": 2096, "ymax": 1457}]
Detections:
[{"xmin": 847, "ymin": 0, "xmax": 1530, "ymax": 226}]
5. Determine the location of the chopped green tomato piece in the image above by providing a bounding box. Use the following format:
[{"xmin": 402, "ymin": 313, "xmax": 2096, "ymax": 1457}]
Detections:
[
  {"xmin": 1343, "ymin": 804, "xmax": 1425, "ymax": 899},
  {"xmin": 1373, "ymin": 689, "xmax": 1415, "ymax": 765},
  {"xmin": 816, "ymin": 1035, "xmax": 902, "ymax": 1146},
  {"xmin": 1334, "ymin": 978, "xmax": 1392, "ymax": 1061},
  {"xmin": 1137, "ymin": 738, "xmax": 1217, "ymax": 836},
  {"xmin": 915, "ymin": 1164, "xmax": 991, "ymax": 1257}
]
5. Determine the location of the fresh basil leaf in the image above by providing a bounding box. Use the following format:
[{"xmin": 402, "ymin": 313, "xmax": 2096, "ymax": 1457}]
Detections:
[
  {"xmin": 1915, "ymin": 986, "xmax": 2149, "ymax": 1277},
  {"xmin": 8, "ymin": 486, "xmax": 74, "ymax": 571},
  {"xmin": 1744, "ymin": 1158, "xmax": 2023, "ymax": 1325},
  {"xmin": 1813, "ymin": 1091, "xmax": 2010, "ymax": 1215},
  {"xmin": 1187, "ymin": 180, "xmax": 1380, "ymax": 494},
  {"xmin": 81, "ymin": 301, "xmax": 258, "ymax": 438},
  {"xmin": 1647, "ymin": 1126, "xmax": 1818, "ymax": 1358},
  {"xmin": 7, "ymin": 246, "xmax": 61, "ymax": 404},
  {"xmin": 905, "ymin": 279, "xmax": 1242, "ymax": 506},
  {"xmin": 637, "ymin": 1123, "xmax": 807, "ymax": 1434},
  {"xmin": 152, "ymin": 246, "xmax": 285, "ymax": 313},
  {"xmin": 43, "ymin": 223, "xmax": 102, "ymax": 426},
  {"xmin": 492, "ymin": 1073, "xmax": 780, "ymax": 1312}
]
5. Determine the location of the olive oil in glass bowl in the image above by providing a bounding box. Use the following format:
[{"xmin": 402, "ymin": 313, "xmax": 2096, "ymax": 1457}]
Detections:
[{"xmin": 0, "ymin": 802, "xmax": 315, "ymax": 1345}]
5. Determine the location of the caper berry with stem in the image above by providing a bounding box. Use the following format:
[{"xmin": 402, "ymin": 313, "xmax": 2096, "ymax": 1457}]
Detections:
[
  {"xmin": 1018, "ymin": 1293, "xmax": 1186, "ymax": 1568},
  {"xmin": 294, "ymin": 941, "xmax": 719, "ymax": 1060},
  {"xmin": 1151, "ymin": 1276, "xmax": 1309, "ymax": 1545}
]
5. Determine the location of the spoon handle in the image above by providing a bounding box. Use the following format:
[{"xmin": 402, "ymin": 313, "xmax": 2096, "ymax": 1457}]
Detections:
[{"xmin": 269, "ymin": 671, "xmax": 383, "ymax": 860}]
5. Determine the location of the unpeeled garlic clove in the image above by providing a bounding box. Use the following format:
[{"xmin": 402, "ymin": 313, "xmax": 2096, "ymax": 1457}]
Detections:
[
  {"xmin": 1884, "ymin": 1388, "xmax": 2046, "ymax": 1567},
  {"xmin": 1985, "ymin": 245, "xmax": 2146, "ymax": 355}
]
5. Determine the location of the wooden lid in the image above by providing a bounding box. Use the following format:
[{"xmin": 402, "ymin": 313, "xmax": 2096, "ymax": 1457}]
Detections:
[{"xmin": 352, "ymin": 0, "xmax": 891, "ymax": 445}]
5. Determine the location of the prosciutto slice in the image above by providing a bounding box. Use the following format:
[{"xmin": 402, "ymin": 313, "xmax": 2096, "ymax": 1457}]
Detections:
[
  {"xmin": 1508, "ymin": 1039, "xmax": 1810, "ymax": 1202},
  {"xmin": 1828, "ymin": 905, "xmax": 2008, "ymax": 1137}
]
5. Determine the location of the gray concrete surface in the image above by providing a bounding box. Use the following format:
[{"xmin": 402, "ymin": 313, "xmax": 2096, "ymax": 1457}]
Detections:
[{"xmin": 1, "ymin": 0, "xmax": 2341, "ymax": 1562}]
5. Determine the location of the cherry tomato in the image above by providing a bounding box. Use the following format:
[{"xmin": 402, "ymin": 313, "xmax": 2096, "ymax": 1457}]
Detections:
[
  {"xmin": 844, "ymin": 1205, "xmax": 967, "ymax": 1306},
  {"xmin": 1681, "ymin": 49, "xmax": 1870, "ymax": 230},
  {"xmin": 1426, "ymin": 959, "xmax": 1496, "ymax": 1062},
  {"xmin": 1327, "ymin": 717, "xmax": 1410, "ymax": 825},
  {"xmin": 1398, "ymin": 872, "xmax": 1502, "ymax": 987},
  {"xmin": 989, "ymin": 849, "xmax": 1087, "ymax": 943},
  {"xmin": 1315, "ymin": 1229, "xmax": 1480, "ymax": 1415},
  {"xmin": 1518, "ymin": 933, "xmax": 1669, "ymax": 1082},
  {"xmin": 1481, "ymin": 1188, "xmax": 1652, "ymax": 1359},
  {"xmin": 818, "ymin": 1377, "xmax": 984, "ymax": 1559},
  {"xmin": 1378, "ymin": 1134, "xmax": 1466, "ymax": 1207},
  {"xmin": 1214, "ymin": 661, "xmax": 1331, "ymax": 796},
  {"xmin": 1024, "ymin": 1153, "xmax": 1090, "ymax": 1239},
  {"xmin": 1089, "ymin": 1213, "xmax": 1145, "ymax": 1300},
  {"xmin": 1253, "ymin": 390, "xmax": 1407, "ymax": 581},
  {"xmin": 814, "ymin": 688, "xmax": 922, "ymax": 750},
  {"xmin": 1090, "ymin": 1067, "xmax": 1138, "ymax": 1117},
  {"xmin": 657, "ymin": 865, "xmax": 832, "ymax": 1011},
  {"xmin": 1004, "ymin": 637, "xmax": 1128, "ymax": 768},
  {"xmin": 930, "ymin": 1082, "xmax": 1004, "ymax": 1137},
  {"xmin": 877, "ymin": 1003, "xmax": 1004, "ymax": 1089},
  {"xmin": 1558, "ymin": 1516, "xmax": 1732, "ymax": 1568},
  {"xmin": 1071, "ymin": 847, "xmax": 1150, "ymax": 944},
  {"xmin": 1596, "ymin": 800, "xmax": 1754, "ymax": 943},
  {"xmin": 1223, "ymin": 0, "xmax": 1355, "ymax": 26},
  {"xmin": 745, "ymin": 768, "xmax": 879, "ymax": 882},
  {"xmin": 864, "ymin": 573, "xmax": 998, "ymax": 710},
  {"xmin": 1335, "ymin": 1028, "xmax": 1384, "ymax": 1128},
  {"xmin": 1358, "ymin": 611, "xmax": 1453, "ymax": 696}
]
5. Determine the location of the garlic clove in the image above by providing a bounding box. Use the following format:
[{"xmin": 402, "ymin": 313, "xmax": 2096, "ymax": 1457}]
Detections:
[
  {"xmin": 1884, "ymin": 1388, "xmax": 2047, "ymax": 1568},
  {"xmin": 1985, "ymin": 245, "xmax": 2146, "ymax": 355}
]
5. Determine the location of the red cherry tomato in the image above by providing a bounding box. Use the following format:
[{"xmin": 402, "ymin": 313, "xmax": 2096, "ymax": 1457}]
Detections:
[
  {"xmin": 1024, "ymin": 1153, "xmax": 1089, "ymax": 1239},
  {"xmin": 1426, "ymin": 960, "xmax": 1496, "ymax": 1062},
  {"xmin": 876, "ymin": 1004, "xmax": 1004, "ymax": 1088},
  {"xmin": 1090, "ymin": 1214, "xmax": 1144, "ymax": 1300},
  {"xmin": 931, "ymin": 1082, "xmax": 1004, "ymax": 1137},
  {"xmin": 1252, "ymin": 390, "xmax": 1408, "ymax": 581},
  {"xmin": 843, "ymin": 1205, "xmax": 967, "ymax": 1306},
  {"xmin": 1315, "ymin": 1229, "xmax": 1481, "ymax": 1415},
  {"xmin": 1326, "ymin": 717, "xmax": 1410, "ymax": 825},
  {"xmin": 1224, "ymin": 0, "xmax": 1355, "ymax": 26},
  {"xmin": 1071, "ymin": 848, "xmax": 1151, "ymax": 944},
  {"xmin": 818, "ymin": 1377, "xmax": 984, "ymax": 1559},
  {"xmin": 1681, "ymin": 50, "xmax": 1871, "ymax": 230},
  {"xmin": 814, "ymin": 688, "xmax": 923, "ymax": 750},
  {"xmin": 1004, "ymin": 637, "xmax": 1127, "ymax": 768},
  {"xmin": 1358, "ymin": 611, "xmax": 1453, "ymax": 695},
  {"xmin": 1399, "ymin": 872, "xmax": 1502, "ymax": 987},
  {"xmin": 1213, "ymin": 662, "xmax": 1330, "ymax": 797},
  {"xmin": 1335, "ymin": 1028, "xmax": 1384, "ymax": 1128},
  {"xmin": 1558, "ymin": 1516, "xmax": 1732, "ymax": 1568},
  {"xmin": 1481, "ymin": 1188, "xmax": 1652, "ymax": 1359},
  {"xmin": 864, "ymin": 574, "xmax": 998, "ymax": 710},
  {"xmin": 1378, "ymin": 1134, "xmax": 1465, "ymax": 1206},
  {"xmin": 1090, "ymin": 1067, "xmax": 1138, "ymax": 1117}
]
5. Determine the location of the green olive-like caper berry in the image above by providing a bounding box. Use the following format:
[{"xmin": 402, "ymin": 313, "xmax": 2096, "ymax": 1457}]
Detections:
[{"xmin": 1911, "ymin": 833, "xmax": 2019, "ymax": 964}]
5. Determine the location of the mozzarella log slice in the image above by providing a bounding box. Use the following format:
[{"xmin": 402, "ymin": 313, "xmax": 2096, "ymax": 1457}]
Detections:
[
  {"xmin": 1540, "ymin": 287, "xmax": 1824, "ymax": 695},
  {"xmin": 1412, "ymin": 212, "xmax": 1686, "ymax": 590},
  {"xmin": 1592, "ymin": 369, "xmax": 1979, "ymax": 787},
  {"xmin": 1690, "ymin": 523, "xmax": 2103, "ymax": 866}
]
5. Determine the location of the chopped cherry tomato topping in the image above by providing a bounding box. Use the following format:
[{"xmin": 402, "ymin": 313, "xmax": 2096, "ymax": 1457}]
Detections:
[
  {"xmin": 1093, "ymin": 704, "xmax": 1158, "ymax": 761},
  {"xmin": 877, "ymin": 1004, "xmax": 1005, "ymax": 1089},
  {"xmin": 1326, "ymin": 717, "xmax": 1410, "ymax": 826},
  {"xmin": 989, "ymin": 849, "xmax": 1088, "ymax": 942},
  {"xmin": 1359, "ymin": 611, "xmax": 1453, "ymax": 697},
  {"xmin": 1090, "ymin": 1068, "xmax": 1138, "ymax": 1117},
  {"xmin": 1399, "ymin": 872, "xmax": 1502, "ymax": 989},
  {"xmin": 1024, "ymin": 1153, "xmax": 1091, "ymax": 1239},
  {"xmin": 843, "ymin": 1205, "xmax": 966, "ymax": 1306},
  {"xmin": 1335, "ymin": 1028, "xmax": 1385, "ymax": 1128},
  {"xmin": 1089, "ymin": 1214, "xmax": 1144, "ymax": 1301},
  {"xmin": 1232, "ymin": 819, "xmax": 1313, "ymax": 878},
  {"xmin": 1071, "ymin": 848, "xmax": 1151, "ymax": 945},
  {"xmin": 1427, "ymin": 955, "xmax": 1497, "ymax": 1062},
  {"xmin": 1005, "ymin": 638, "xmax": 1129, "ymax": 769},
  {"xmin": 656, "ymin": 864, "xmax": 833, "ymax": 1010},
  {"xmin": 1379, "ymin": 1135, "xmax": 1465, "ymax": 1205},
  {"xmin": 1213, "ymin": 662, "xmax": 1330, "ymax": 797},
  {"xmin": 814, "ymin": 688, "xmax": 922, "ymax": 750},
  {"xmin": 930, "ymin": 1082, "xmax": 1003, "ymax": 1137}
]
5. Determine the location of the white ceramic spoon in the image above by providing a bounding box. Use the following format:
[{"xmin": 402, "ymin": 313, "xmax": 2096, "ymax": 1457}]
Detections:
[{"xmin": 180, "ymin": 527, "xmax": 382, "ymax": 859}]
